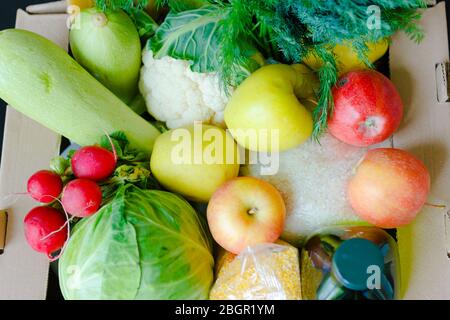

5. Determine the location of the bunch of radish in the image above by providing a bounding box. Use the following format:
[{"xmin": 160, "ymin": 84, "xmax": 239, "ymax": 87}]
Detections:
[{"xmin": 23, "ymin": 145, "xmax": 117, "ymax": 259}]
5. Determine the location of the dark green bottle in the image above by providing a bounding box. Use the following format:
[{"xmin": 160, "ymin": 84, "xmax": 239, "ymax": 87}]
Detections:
[{"xmin": 301, "ymin": 226, "xmax": 400, "ymax": 300}]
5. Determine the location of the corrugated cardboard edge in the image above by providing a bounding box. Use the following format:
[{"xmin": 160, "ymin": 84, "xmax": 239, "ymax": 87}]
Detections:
[
  {"xmin": 390, "ymin": 2, "xmax": 450, "ymax": 300},
  {"xmin": 0, "ymin": 10, "xmax": 67, "ymax": 300}
]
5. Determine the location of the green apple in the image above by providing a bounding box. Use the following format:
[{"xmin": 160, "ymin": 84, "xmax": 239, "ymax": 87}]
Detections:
[
  {"xmin": 150, "ymin": 124, "xmax": 240, "ymax": 202},
  {"xmin": 224, "ymin": 64, "xmax": 319, "ymax": 152}
]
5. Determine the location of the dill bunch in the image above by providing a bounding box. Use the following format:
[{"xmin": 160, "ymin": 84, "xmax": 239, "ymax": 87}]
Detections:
[{"xmin": 214, "ymin": 0, "xmax": 426, "ymax": 140}]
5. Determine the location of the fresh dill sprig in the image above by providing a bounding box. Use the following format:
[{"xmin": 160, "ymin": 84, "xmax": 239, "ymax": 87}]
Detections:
[
  {"xmin": 216, "ymin": 1, "xmax": 260, "ymax": 90},
  {"xmin": 154, "ymin": 0, "xmax": 211, "ymax": 12},
  {"xmin": 312, "ymin": 47, "xmax": 338, "ymax": 141},
  {"xmin": 95, "ymin": 0, "xmax": 149, "ymax": 11}
]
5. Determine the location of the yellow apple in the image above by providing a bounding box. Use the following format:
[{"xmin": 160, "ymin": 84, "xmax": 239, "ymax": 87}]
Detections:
[
  {"xmin": 67, "ymin": 0, "xmax": 94, "ymax": 10},
  {"xmin": 224, "ymin": 64, "xmax": 318, "ymax": 152},
  {"xmin": 303, "ymin": 39, "xmax": 389, "ymax": 75},
  {"xmin": 150, "ymin": 123, "xmax": 240, "ymax": 202},
  {"xmin": 207, "ymin": 177, "xmax": 286, "ymax": 254}
]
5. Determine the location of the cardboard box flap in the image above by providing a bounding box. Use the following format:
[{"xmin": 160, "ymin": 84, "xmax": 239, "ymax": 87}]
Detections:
[
  {"xmin": 0, "ymin": 10, "xmax": 67, "ymax": 300},
  {"xmin": 390, "ymin": 2, "xmax": 450, "ymax": 299}
]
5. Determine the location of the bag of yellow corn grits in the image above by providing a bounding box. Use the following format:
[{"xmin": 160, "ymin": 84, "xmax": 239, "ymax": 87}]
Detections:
[{"xmin": 210, "ymin": 241, "xmax": 301, "ymax": 300}]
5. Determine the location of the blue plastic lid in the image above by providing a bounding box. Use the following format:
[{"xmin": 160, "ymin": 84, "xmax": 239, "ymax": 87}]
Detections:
[{"xmin": 332, "ymin": 238, "xmax": 384, "ymax": 291}]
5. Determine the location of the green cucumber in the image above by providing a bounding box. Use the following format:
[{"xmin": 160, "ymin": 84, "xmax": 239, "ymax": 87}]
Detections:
[{"xmin": 0, "ymin": 29, "xmax": 159, "ymax": 153}]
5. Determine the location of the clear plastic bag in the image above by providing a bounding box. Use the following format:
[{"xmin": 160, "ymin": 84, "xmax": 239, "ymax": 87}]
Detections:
[{"xmin": 210, "ymin": 241, "xmax": 301, "ymax": 300}]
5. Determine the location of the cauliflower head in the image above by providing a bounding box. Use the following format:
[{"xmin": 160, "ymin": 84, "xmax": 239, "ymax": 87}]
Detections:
[{"xmin": 139, "ymin": 49, "xmax": 232, "ymax": 129}]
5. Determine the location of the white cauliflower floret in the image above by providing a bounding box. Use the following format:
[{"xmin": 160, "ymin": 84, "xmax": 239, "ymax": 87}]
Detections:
[{"xmin": 139, "ymin": 49, "xmax": 231, "ymax": 129}]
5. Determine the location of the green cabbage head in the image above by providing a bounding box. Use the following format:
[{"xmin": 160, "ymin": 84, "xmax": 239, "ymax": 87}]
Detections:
[{"xmin": 59, "ymin": 184, "xmax": 214, "ymax": 300}]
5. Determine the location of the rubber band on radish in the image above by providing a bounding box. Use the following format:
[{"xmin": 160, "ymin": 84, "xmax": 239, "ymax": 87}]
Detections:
[
  {"xmin": 37, "ymin": 195, "xmax": 72, "ymax": 262},
  {"xmin": 102, "ymin": 129, "xmax": 118, "ymax": 163},
  {"xmin": 46, "ymin": 191, "xmax": 107, "ymax": 261}
]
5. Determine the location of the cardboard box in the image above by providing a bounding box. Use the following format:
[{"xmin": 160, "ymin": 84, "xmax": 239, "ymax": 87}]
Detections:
[
  {"xmin": 391, "ymin": 2, "xmax": 450, "ymax": 299},
  {"xmin": 0, "ymin": 1, "xmax": 449, "ymax": 300},
  {"xmin": 0, "ymin": 8, "xmax": 67, "ymax": 300}
]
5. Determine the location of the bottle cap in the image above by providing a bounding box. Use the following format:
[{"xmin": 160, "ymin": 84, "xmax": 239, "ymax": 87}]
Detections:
[{"xmin": 332, "ymin": 238, "xmax": 384, "ymax": 291}]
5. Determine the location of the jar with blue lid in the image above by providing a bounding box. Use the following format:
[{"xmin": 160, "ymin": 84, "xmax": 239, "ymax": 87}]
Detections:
[{"xmin": 300, "ymin": 226, "xmax": 400, "ymax": 300}]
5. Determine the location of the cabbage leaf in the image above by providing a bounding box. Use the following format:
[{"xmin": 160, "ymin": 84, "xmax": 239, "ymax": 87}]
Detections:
[
  {"xmin": 59, "ymin": 184, "xmax": 214, "ymax": 300},
  {"xmin": 149, "ymin": 6, "xmax": 261, "ymax": 86}
]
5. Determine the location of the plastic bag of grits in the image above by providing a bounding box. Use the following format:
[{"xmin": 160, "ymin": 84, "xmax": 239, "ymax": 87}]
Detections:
[{"xmin": 210, "ymin": 241, "xmax": 301, "ymax": 300}]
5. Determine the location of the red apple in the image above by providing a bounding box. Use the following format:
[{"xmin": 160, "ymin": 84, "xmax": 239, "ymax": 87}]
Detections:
[
  {"xmin": 328, "ymin": 70, "xmax": 403, "ymax": 147},
  {"xmin": 207, "ymin": 177, "xmax": 286, "ymax": 254},
  {"xmin": 348, "ymin": 148, "xmax": 430, "ymax": 228}
]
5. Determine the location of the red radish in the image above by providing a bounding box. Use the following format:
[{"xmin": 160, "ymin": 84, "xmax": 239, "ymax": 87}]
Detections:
[
  {"xmin": 27, "ymin": 170, "xmax": 63, "ymax": 203},
  {"xmin": 328, "ymin": 70, "xmax": 403, "ymax": 147},
  {"xmin": 61, "ymin": 179, "xmax": 102, "ymax": 218},
  {"xmin": 71, "ymin": 146, "xmax": 116, "ymax": 181},
  {"xmin": 24, "ymin": 206, "xmax": 67, "ymax": 257}
]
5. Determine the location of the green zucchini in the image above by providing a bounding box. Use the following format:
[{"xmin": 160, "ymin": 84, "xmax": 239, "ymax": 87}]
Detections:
[{"xmin": 0, "ymin": 29, "xmax": 159, "ymax": 153}]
